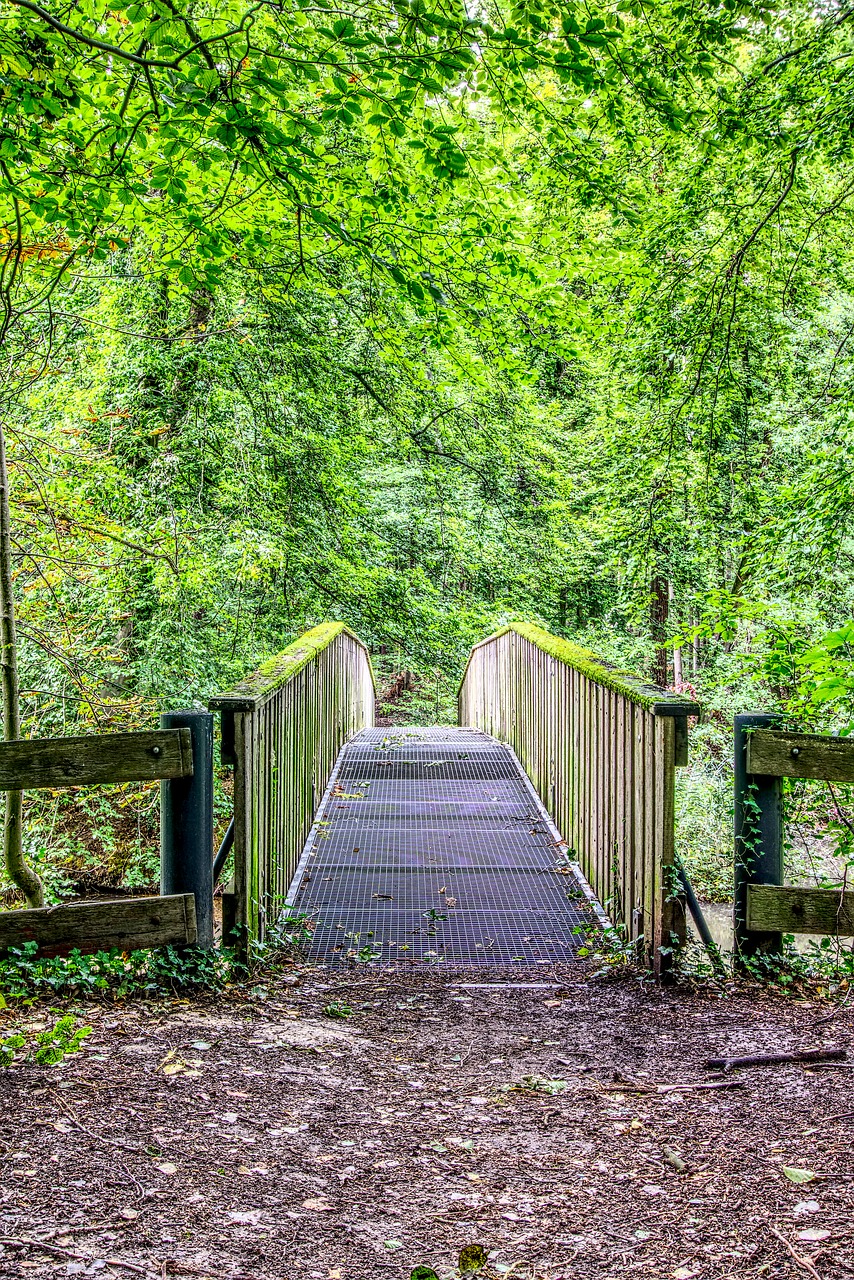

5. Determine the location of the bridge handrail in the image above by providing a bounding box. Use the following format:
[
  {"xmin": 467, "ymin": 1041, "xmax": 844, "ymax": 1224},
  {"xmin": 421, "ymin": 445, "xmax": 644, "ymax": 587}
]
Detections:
[
  {"xmin": 459, "ymin": 623, "xmax": 699, "ymax": 718},
  {"xmin": 210, "ymin": 623, "xmax": 375, "ymax": 942},
  {"xmin": 458, "ymin": 622, "xmax": 698, "ymax": 972}
]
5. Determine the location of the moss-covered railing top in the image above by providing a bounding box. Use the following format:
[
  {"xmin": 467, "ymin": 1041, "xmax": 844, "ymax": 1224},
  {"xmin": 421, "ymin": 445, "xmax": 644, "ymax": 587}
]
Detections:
[
  {"xmin": 209, "ymin": 622, "xmax": 376, "ymax": 713},
  {"xmin": 461, "ymin": 622, "xmax": 700, "ymax": 717}
]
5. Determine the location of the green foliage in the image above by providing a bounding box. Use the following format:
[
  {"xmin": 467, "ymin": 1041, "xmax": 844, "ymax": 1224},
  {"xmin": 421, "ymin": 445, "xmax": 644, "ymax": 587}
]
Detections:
[
  {"xmin": 0, "ymin": 1015, "xmax": 90, "ymax": 1067},
  {"xmin": 2, "ymin": 0, "xmax": 854, "ymax": 920},
  {"xmin": 0, "ymin": 940, "xmax": 236, "ymax": 1000},
  {"xmin": 322, "ymin": 1001, "xmax": 352, "ymax": 1018}
]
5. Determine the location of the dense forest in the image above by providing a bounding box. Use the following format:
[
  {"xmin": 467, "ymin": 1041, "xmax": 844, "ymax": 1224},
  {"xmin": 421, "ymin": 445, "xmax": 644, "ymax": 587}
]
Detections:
[{"xmin": 1, "ymin": 0, "xmax": 854, "ymax": 909}]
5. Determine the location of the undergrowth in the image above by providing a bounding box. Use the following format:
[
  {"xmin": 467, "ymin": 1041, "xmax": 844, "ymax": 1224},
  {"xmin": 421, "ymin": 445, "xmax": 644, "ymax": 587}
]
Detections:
[
  {"xmin": 0, "ymin": 1014, "xmax": 91, "ymax": 1067},
  {"xmin": 584, "ymin": 920, "xmax": 854, "ymax": 1001},
  {"xmin": 0, "ymin": 911, "xmax": 314, "ymax": 1002}
]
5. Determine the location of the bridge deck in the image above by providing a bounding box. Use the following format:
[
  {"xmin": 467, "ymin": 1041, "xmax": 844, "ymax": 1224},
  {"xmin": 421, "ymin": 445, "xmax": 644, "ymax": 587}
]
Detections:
[{"xmin": 288, "ymin": 727, "xmax": 600, "ymax": 965}]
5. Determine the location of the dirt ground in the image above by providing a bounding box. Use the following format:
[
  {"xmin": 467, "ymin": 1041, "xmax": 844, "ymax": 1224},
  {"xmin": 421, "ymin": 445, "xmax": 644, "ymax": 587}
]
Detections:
[{"xmin": 1, "ymin": 964, "xmax": 852, "ymax": 1280}]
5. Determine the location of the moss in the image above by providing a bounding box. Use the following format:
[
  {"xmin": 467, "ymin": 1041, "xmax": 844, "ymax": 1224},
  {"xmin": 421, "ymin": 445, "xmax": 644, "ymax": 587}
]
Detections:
[
  {"xmin": 212, "ymin": 623, "xmax": 376, "ymax": 708},
  {"xmin": 461, "ymin": 623, "xmax": 698, "ymax": 713}
]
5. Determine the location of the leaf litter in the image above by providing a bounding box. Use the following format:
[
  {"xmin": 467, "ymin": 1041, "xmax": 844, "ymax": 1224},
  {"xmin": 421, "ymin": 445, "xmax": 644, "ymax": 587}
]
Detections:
[{"xmin": 0, "ymin": 962, "xmax": 851, "ymax": 1278}]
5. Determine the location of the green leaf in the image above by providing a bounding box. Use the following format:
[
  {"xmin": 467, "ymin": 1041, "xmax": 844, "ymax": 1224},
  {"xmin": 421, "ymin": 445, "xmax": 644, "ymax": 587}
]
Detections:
[
  {"xmin": 783, "ymin": 1167, "xmax": 816, "ymax": 1184},
  {"xmin": 411, "ymin": 1269, "xmax": 440, "ymax": 1280}
]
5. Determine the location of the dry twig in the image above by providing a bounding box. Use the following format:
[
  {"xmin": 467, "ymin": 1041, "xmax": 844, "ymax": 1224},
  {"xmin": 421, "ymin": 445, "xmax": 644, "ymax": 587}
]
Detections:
[{"xmin": 769, "ymin": 1226, "xmax": 823, "ymax": 1280}]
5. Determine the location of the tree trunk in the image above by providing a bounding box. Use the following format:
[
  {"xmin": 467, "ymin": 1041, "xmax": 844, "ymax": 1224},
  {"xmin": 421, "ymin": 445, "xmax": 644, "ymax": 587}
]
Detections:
[
  {"xmin": 0, "ymin": 426, "xmax": 43, "ymax": 907},
  {"xmin": 650, "ymin": 574, "xmax": 669, "ymax": 688},
  {"xmin": 669, "ymin": 581, "xmax": 683, "ymax": 689}
]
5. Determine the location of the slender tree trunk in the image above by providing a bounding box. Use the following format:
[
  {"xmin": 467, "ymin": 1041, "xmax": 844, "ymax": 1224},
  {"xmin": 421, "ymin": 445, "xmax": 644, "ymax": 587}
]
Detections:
[
  {"xmin": 669, "ymin": 581, "xmax": 683, "ymax": 689},
  {"xmin": 0, "ymin": 426, "xmax": 43, "ymax": 907},
  {"xmin": 650, "ymin": 573, "xmax": 669, "ymax": 688}
]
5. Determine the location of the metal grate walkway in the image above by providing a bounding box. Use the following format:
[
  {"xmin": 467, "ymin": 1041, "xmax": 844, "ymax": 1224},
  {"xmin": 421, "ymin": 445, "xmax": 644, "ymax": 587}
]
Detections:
[{"xmin": 287, "ymin": 727, "xmax": 601, "ymax": 965}]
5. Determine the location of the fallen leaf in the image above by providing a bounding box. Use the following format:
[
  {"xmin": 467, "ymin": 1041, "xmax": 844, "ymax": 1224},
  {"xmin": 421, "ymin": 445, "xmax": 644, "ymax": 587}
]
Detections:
[
  {"xmin": 162, "ymin": 1056, "xmax": 203, "ymax": 1078},
  {"xmin": 221, "ymin": 1112, "xmax": 239, "ymax": 1124},
  {"xmin": 303, "ymin": 1198, "xmax": 335, "ymax": 1211},
  {"xmin": 459, "ymin": 1244, "xmax": 488, "ymax": 1273},
  {"xmin": 794, "ymin": 1200, "xmax": 822, "ymax": 1216},
  {"xmin": 783, "ymin": 1167, "xmax": 816, "ymax": 1184},
  {"xmin": 384, "ymin": 1240, "xmax": 403, "ymax": 1250},
  {"xmin": 154, "ymin": 1163, "xmax": 177, "ymax": 1175},
  {"xmin": 797, "ymin": 1229, "xmax": 832, "ymax": 1242},
  {"xmin": 328, "ymin": 1271, "xmax": 343, "ymax": 1279},
  {"xmin": 119, "ymin": 1209, "xmax": 138, "ymax": 1221},
  {"xmin": 227, "ymin": 1210, "xmax": 262, "ymax": 1225},
  {"xmin": 672, "ymin": 1268, "xmax": 702, "ymax": 1280},
  {"xmin": 641, "ymin": 1184, "xmax": 664, "ymax": 1196}
]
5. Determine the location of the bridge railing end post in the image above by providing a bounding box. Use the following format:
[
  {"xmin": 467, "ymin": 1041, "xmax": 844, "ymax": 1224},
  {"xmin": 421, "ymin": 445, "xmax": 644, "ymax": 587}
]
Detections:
[{"xmin": 160, "ymin": 709, "xmax": 215, "ymax": 949}]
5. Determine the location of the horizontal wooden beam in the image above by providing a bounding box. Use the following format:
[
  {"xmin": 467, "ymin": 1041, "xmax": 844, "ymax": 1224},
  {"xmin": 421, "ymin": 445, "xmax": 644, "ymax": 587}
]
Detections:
[
  {"xmin": 746, "ymin": 729, "xmax": 854, "ymax": 783},
  {"xmin": 0, "ymin": 894, "xmax": 198, "ymax": 957},
  {"xmin": 747, "ymin": 884, "xmax": 854, "ymax": 935},
  {"xmin": 0, "ymin": 729, "xmax": 193, "ymax": 791}
]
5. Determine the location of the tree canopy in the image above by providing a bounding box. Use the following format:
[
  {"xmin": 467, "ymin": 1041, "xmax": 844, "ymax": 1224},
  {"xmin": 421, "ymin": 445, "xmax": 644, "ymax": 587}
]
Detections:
[{"xmin": 2, "ymin": 0, "xmax": 854, "ymax": 901}]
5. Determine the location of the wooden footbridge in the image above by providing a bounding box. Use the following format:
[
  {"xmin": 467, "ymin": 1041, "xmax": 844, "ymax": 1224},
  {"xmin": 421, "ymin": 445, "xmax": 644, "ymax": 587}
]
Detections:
[
  {"xmin": 209, "ymin": 623, "xmax": 700, "ymax": 972},
  {"xmin": 5, "ymin": 620, "xmax": 854, "ymax": 973}
]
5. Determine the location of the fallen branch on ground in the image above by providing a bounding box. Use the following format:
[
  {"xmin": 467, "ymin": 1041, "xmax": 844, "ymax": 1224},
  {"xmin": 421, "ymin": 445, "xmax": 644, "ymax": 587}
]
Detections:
[
  {"xmin": 706, "ymin": 1048, "xmax": 846, "ymax": 1071},
  {"xmin": 0, "ymin": 1238, "xmax": 152, "ymax": 1275},
  {"xmin": 599, "ymin": 1080, "xmax": 745, "ymax": 1094}
]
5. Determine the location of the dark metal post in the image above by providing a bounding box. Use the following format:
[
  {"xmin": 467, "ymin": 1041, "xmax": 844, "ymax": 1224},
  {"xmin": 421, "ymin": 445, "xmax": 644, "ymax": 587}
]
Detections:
[
  {"xmin": 161, "ymin": 710, "xmax": 214, "ymax": 948},
  {"xmin": 734, "ymin": 712, "xmax": 783, "ymax": 965}
]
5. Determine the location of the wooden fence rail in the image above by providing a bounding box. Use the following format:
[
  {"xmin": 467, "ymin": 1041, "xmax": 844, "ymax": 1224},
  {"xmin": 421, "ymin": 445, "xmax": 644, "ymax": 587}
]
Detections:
[
  {"xmin": 735, "ymin": 718, "xmax": 854, "ymax": 959},
  {"xmin": 0, "ymin": 727, "xmax": 200, "ymax": 955},
  {"xmin": 210, "ymin": 623, "xmax": 375, "ymax": 942},
  {"xmin": 458, "ymin": 623, "xmax": 699, "ymax": 970}
]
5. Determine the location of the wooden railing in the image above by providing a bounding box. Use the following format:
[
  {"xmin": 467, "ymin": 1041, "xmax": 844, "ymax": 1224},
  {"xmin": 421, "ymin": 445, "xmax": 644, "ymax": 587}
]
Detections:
[
  {"xmin": 735, "ymin": 716, "xmax": 854, "ymax": 961},
  {"xmin": 210, "ymin": 623, "xmax": 375, "ymax": 942},
  {"xmin": 0, "ymin": 726, "xmax": 201, "ymax": 954},
  {"xmin": 458, "ymin": 623, "xmax": 699, "ymax": 970}
]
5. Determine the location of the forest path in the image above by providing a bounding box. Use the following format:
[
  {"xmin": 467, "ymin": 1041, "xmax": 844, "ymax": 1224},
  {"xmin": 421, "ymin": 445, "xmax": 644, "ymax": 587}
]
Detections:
[
  {"xmin": 288, "ymin": 727, "xmax": 598, "ymax": 966},
  {"xmin": 2, "ymin": 968, "xmax": 851, "ymax": 1280}
]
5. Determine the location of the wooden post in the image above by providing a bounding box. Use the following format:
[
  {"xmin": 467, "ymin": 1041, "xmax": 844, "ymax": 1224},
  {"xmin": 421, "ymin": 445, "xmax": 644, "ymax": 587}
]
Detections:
[
  {"xmin": 734, "ymin": 712, "xmax": 783, "ymax": 965},
  {"xmin": 161, "ymin": 710, "xmax": 214, "ymax": 948}
]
